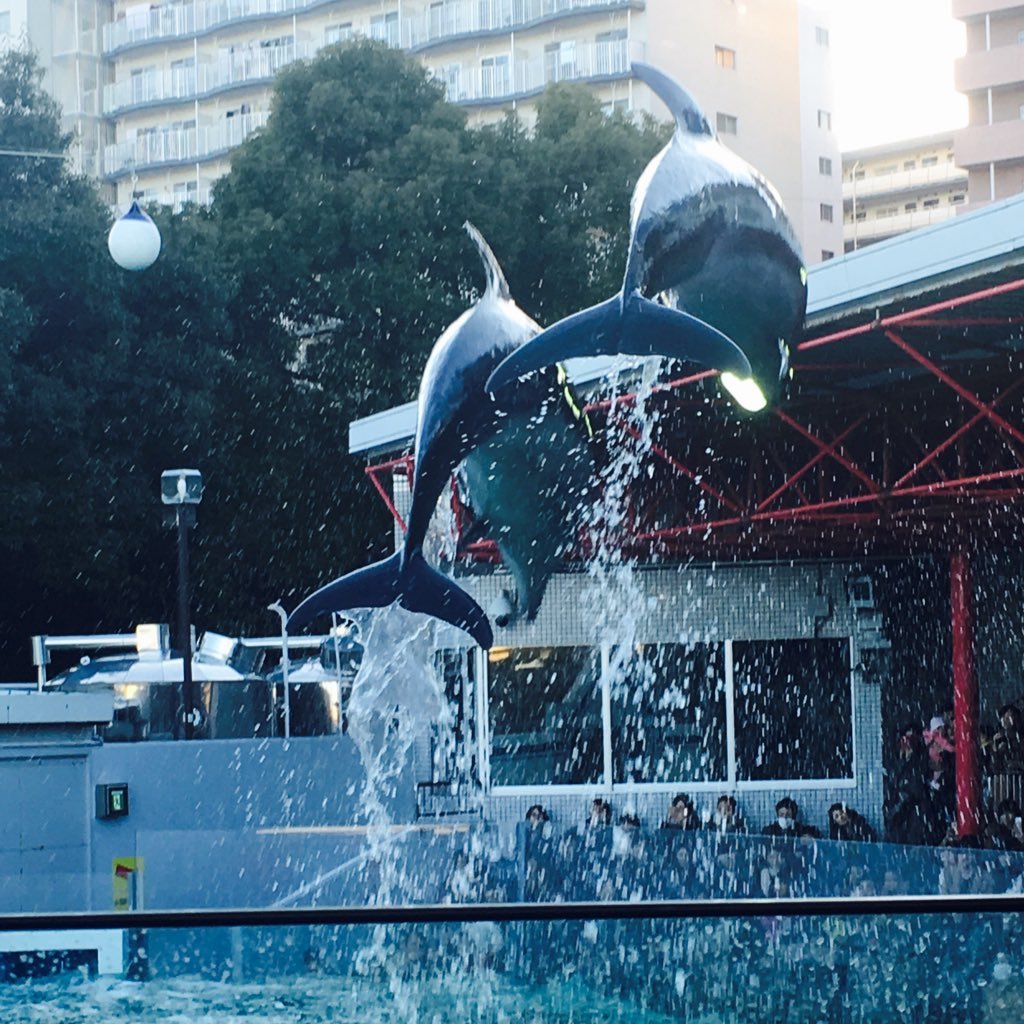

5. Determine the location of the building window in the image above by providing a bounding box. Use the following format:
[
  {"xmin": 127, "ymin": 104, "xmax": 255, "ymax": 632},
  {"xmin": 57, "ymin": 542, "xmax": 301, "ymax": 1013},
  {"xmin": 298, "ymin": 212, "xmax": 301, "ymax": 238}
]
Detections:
[
  {"xmin": 923, "ymin": 197, "xmax": 940, "ymax": 209},
  {"xmin": 903, "ymin": 160, "xmax": 916, "ymax": 170},
  {"xmin": 854, "ymin": 208, "xmax": 866, "ymax": 221},
  {"xmin": 602, "ymin": 98, "xmax": 630, "ymax": 116},
  {"xmin": 612, "ymin": 643, "xmax": 727, "ymax": 785},
  {"xmin": 819, "ymin": 203, "xmax": 833, "ymax": 222},
  {"xmin": 714, "ymin": 45, "xmax": 736, "ymax": 69},
  {"xmin": 952, "ymin": 193, "xmax": 966, "ymax": 204},
  {"xmin": 921, "ymin": 155, "xmax": 938, "ymax": 167},
  {"xmin": 480, "ymin": 54, "xmax": 510, "ymax": 98},
  {"xmin": 325, "ymin": 22, "xmax": 353, "ymax": 45},
  {"xmin": 815, "ymin": 25, "xmax": 829, "ymax": 46},
  {"xmin": 821, "ymin": 249, "xmax": 834, "ymax": 261},
  {"xmin": 0, "ymin": 11, "xmax": 10, "ymax": 34},
  {"xmin": 488, "ymin": 646, "xmax": 603, "ymax": 787},
  {"xmin": 369, "ymin": 10, "xmax": 399, "ymax": 48},
  {"xmin": 439, "ymin": 63, "xmax": 462, "ymax": 101},
  {"xmin": 904, "ymin": 202, "xmax": 917, "ymax": 213},
  {"xmin": 817, "ymin": 109, "xmax": 831, "ymax": 131},
  {"xmin": 818, "ymin": 156, "xmax": 832, "ymax": 175},
  {"xmin": 484, "ymin": 637, "xmax": 855, "ymax": 791},
  {"xmin": 544, "ymin": 40, "xmax": 577, "ymax": 83},
  {"xmin": 716, "ymin": 112, "xmax": 738, "ymax": 134},
  {"xmin": 733, "ymin": 639, "xmax": 852, "ymax": 781},
  {"xmin": 877, "ymin": 206, "xmax": 898, "ymax": 218}
]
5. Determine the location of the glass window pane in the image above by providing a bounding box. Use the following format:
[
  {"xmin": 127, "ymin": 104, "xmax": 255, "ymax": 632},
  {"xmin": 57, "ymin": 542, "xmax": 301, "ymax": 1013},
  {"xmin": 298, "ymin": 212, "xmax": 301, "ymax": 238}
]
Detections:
[
  {"xmin": 734, "ymin": 638, "xmax": 852, "ymax": 781},
  {"xmin": 488, "ymin": 646, "xmax": 602, "ymax": 786},
  {"xmin": 611, "ymin": 642, "xmax": 726, "ymax": 784}
]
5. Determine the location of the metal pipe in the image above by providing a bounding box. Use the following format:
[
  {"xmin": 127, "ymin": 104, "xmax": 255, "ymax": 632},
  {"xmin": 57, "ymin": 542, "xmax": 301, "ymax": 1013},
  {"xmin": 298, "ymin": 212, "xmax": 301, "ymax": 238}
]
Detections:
[
  {"xmin": 268, "ymin": 602, "xmax": 290, "ymax": 741},
  {"xmin": 4, "ymin": 893, "xmax": 1024, "ymax": 933}
]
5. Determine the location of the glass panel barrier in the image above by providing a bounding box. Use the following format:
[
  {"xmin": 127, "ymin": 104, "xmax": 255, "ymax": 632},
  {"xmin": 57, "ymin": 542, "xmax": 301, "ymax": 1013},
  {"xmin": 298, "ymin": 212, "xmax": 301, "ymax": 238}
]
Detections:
[{"xmin": 1, "ymin": 905, "xmax": 1023, "ymax": 1021}]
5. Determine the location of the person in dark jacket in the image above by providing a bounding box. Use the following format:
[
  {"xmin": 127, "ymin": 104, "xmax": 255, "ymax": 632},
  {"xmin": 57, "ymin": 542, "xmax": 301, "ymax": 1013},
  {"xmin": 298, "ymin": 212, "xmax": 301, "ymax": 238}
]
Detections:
[
  {"xmin": 660, "ymin": 793, "xmax": 701, "ymax": 830},
  {"xmin": 762, "ymin": 797, "xmax": 820, "ymax": 839},
  {"xmin": 886, "ymin": 722, "xmax": 945, "ymax": 845},
  {"xmin": 828, "ymin": 803, "xmax": 877, "ymax": 842}
]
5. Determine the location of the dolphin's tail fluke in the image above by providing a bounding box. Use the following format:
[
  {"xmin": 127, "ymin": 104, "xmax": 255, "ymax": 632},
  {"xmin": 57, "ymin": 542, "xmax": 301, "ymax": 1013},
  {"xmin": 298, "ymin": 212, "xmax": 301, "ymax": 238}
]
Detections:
[
  {"xmin": 288, "ymin": 552, "xmax": 404, "ymax": 633},
  {"xmin": 486, "ymin": 291, "xmax": 750, "ymax": 394},
  {"xmin": 398, "ymin": 551, "xmax": 494, "ymax": 650},
  {"xmin": 288, "ymin": 551, "xmax": 494, "ymax": 649}
]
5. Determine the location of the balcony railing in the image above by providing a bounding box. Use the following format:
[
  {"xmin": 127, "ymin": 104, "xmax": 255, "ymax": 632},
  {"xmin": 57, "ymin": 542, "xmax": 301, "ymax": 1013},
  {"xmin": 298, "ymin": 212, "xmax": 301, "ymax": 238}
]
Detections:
[
  {"xmin": 102, "ymin": 0, "xmax": 317, "ymax": 53},
  {"xmin": 431, "ymin": 37, "xmax": 638, "ymax": 104},
  {"xmin": 842, "ymin": 163, "xmax": 968, "ymax": 201},
  {"xmin": 405, "ymin": 0, "xmax": 640, "ymax": 50},
  {"xmin": 845, "ymin": 204, "xmax": 961, "ymax": 241},
  {"xmin": 103, "ymin": 44, "xmax": 312, "ymax": 113},
  {"xmin": 103, "ymin": 111, "xmax": 271, "ymax": 177}
]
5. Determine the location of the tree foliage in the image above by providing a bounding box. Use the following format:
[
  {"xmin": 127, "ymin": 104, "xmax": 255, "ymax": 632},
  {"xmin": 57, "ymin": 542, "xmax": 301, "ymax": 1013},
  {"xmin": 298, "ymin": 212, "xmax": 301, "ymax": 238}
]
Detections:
[{"xmin": 0, "ymin": 42, "xmax": 668, "ymax": 679}]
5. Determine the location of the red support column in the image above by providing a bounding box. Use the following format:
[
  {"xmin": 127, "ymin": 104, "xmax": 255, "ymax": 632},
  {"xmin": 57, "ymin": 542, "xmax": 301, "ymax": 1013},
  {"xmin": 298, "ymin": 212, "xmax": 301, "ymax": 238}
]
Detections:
[{"xmin": 951, "ymin": 551, "xmax": 980, "ymax": 836}]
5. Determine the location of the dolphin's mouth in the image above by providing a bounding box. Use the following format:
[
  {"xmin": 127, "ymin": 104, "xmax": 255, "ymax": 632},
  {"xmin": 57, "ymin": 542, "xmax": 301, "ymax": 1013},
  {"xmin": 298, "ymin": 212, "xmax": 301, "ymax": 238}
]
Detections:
[{"xmin": 720, "ymin": 372, "xmax": 768, "ymax": 412}]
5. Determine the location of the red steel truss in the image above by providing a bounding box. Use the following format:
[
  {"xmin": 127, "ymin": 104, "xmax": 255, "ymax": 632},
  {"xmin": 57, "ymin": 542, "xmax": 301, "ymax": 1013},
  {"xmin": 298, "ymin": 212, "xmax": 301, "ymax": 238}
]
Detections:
[{"xmin": 364, "ymin": 277, "xmax": 1024, "ymax": 563}]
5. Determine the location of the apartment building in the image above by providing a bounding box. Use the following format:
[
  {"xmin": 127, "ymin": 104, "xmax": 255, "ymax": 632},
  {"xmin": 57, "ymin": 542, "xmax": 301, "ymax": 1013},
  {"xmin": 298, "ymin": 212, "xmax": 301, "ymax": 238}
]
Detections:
[
  {"xmin": 953, "ymin": 0, "xmax": 1024, "ymax": 206},
  {"xmin": 7, "ymin": 0, "xmax": 842, "ymax": 260},
  {"xmin": 0, "ymin": 0, "xmax": 106, "ymax": 179},
  {"xmin": 842, "ymin": 133, "xmax": 968, "ymax": 252}
]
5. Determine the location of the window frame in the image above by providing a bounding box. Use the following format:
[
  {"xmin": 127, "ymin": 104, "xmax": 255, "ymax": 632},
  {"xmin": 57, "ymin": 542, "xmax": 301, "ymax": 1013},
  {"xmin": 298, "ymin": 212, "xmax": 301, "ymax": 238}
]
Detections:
[{"xmin": 480, "ymin": 637, "xmax": 857, "ymax": 796}]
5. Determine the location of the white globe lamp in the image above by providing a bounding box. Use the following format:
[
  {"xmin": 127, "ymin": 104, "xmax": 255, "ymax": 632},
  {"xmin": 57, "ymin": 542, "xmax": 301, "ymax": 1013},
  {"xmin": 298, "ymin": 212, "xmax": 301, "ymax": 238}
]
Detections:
[{"xmin": 108, "ymin": 201, "xmax": 162, "ymax": 271}]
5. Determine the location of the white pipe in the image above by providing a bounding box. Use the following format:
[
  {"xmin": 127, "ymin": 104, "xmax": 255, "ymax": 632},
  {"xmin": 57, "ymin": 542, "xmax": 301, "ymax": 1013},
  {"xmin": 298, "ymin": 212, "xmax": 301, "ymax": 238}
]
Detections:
[{"xmin": 268, "ymin": 602, "xmax": 290, "ymax": 740}]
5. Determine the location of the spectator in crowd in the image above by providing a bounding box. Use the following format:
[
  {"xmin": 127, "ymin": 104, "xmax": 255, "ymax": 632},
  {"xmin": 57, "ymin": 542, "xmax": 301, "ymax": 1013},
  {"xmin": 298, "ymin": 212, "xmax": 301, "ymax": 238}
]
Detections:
[
  {"xmin": 828, "ymin": 803, "xmax": 877, "ymax": 842},
  {"xmin": 993, "ymin": 704, "xmax": 1024, "ymax": 773},
  {"xmin": 758, "ymin": 844, "xmax": 797, "ymax": 898},
  {"xmin": 762, "ymin": 797, "xmax": 820, "ymax": 839},
  {"xmin": 984, "ymin": 798, "xmax": 1024, "ymax": 852},
  {"xmin": 886, "ymin": 722, "xmax": 945, "ymax": 846},
  {"xmin": 709, "ymin": 840, "xmax": 750, "ymax": 898},
  {"xmin": 587, "ymin": 798, "xmax": 612, "ymax": 828},
  {"xmin": 523, "ymin": 804, "xmax": 553, "ymax": 900},
  {"xmin": 711, "ymin": 794, "xmax": 747, "ymax": 835},
  {"xmin": 661, "ymin": 793, "xmax": 701, "ymax": 831}
]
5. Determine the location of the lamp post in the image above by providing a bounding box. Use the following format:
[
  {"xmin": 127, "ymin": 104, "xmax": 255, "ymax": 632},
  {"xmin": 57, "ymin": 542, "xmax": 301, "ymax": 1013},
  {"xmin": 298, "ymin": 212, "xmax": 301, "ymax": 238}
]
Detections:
[{"xmin": 161, "ymin": 468, "xmax": 203, "ymax": 739}]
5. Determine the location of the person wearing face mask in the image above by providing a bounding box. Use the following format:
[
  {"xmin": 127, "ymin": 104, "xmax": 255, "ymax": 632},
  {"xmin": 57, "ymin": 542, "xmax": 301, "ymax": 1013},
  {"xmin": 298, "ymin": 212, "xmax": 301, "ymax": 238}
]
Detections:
[{"xmin": 762, "ymin": 797, "xmax": 821, "ymax": 839}]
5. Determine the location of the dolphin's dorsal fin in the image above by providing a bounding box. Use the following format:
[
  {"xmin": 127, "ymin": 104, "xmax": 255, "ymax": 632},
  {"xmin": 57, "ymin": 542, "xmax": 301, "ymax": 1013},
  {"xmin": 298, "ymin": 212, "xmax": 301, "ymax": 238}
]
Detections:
[
  {"xmin": 632, "ymin": 62, "xmax": 712, "ymax": 137},
  {"xmin": 464, "ymin": 221, "xmax": 511, "ymax": 301}
]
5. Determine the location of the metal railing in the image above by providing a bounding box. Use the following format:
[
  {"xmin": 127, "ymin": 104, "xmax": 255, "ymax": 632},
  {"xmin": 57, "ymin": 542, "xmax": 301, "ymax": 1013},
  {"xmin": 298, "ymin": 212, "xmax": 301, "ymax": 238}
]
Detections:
[
  {"xmin": 430, "ymin": 38, "xmax": 638, "ymax": 104},
  {"xmin": 405, "ymin": 0, "xmax": 639, "ymax": 49},
  {"xmin": 103, "ymin": 111, "xmax": 271, "ymax": 177},
  {"xmin": 103, "ymin": 44, "xmax": 312, "ymax": 114}
]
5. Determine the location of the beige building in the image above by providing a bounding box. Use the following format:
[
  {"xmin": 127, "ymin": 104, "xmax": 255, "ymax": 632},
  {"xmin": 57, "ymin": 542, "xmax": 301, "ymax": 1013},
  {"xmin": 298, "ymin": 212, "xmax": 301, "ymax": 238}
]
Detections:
[
  {"xmin": 842, "ymin": 134, "xmax": 969, "ymax": 252},
  {"xmin": 953, "ymin": 0, "xmax": 1024, "ymax": 206},
  {"xmin": 8, "ymin": 0, "xmax": 842, "ymax": 261}
]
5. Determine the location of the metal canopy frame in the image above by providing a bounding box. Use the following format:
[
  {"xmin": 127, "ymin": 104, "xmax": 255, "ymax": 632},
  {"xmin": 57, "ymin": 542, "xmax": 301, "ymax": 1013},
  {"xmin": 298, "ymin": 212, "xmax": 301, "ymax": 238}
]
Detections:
[{"xmin": 364, "ymin": 277, "xmax": 1024, "ymax": 565}]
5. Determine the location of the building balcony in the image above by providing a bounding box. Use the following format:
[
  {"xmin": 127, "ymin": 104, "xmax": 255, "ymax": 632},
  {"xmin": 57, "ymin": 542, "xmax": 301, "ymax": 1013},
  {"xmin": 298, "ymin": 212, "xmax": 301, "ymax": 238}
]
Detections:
[
  {"xmin": 842, "ymin": 164, "xmax": 968, "ymax": 202},
  {"xmin": 431, "ymin": 37, "xmax": 639, "ymax": 105},
  {"xmin": 954, "ymin": 117, "xmax": 1024, "ymax": 167},
  {"xmin": 845, "ymin": 204, "xmax": 961, "ymax": 244},
  {"xmin": 103, "ymin": 43, "xmax": 313, "ymax": 114},
  {"xmin": 951, "ymin": 0, "xmax": 1024, "ymax": 20},
  {"xmin": 955, "ymin": 43, "xmax": 1024, "ymax": 94},
  {"xmin": 101, "ymin": 0, "xmax": 333, "ymax": 54},
  {"xmin": 103, "ymin": 111, "xmax": 271, "ymax": 177},
  {"xmin": 404, "ymin": 0, "xmax": 643, "ymax": 51}
]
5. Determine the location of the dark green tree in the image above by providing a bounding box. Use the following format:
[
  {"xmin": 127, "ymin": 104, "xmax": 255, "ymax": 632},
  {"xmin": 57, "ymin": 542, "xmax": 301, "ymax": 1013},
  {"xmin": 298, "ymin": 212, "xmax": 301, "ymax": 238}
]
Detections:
[{"xmin": 0, "ymin": 41, "xmax": 670, "ymax": 678}]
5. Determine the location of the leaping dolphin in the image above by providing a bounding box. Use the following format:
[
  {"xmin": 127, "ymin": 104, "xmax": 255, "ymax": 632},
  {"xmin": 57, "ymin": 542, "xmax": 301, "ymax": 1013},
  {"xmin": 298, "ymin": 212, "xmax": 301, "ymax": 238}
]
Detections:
[
  {"xmin": 289, "ymin": 224, "xmax": 589, "ymax": 649},
  {"xmin": 486, "ymin": 62, "xmax": 806, "ymax": 410}
]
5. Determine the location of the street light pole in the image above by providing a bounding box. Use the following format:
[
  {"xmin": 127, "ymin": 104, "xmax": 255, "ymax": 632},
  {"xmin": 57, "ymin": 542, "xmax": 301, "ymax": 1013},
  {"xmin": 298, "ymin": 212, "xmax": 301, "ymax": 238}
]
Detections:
[
  {"xmin": 161, "ymin": 469, "xmax": 203, "ymax": 740},
  {"xmin": 176, "ymin": 506, "xmax": 194, "ymax": 740}
]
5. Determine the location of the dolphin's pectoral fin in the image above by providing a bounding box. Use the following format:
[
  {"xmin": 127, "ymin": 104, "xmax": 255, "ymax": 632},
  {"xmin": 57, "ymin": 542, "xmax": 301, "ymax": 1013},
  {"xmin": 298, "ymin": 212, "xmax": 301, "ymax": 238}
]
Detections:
[
  {"xmin": 620, "ymin": 292, "xmax": 752, "ymax": 379},
  {"xmin": 486, "ymin": 295, "xmax": 623, "ymax": 393},
  {"xmin": 288, "ymin": 552, "xmax": 403, "ymax": 632},
  {"xmin": 398, "ymin": 552, "xmax": 494, "ymax": 649}
]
